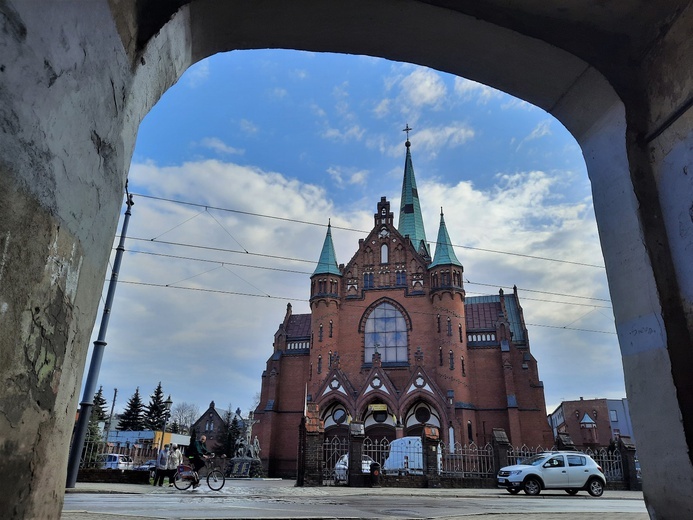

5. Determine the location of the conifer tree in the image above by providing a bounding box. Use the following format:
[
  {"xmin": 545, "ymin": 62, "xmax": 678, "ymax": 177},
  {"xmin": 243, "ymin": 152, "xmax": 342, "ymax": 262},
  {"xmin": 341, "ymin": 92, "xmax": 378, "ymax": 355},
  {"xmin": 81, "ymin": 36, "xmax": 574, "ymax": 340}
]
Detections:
[
  {"xmin": 143, "ymin": 382, "xmax": 169, "ymax": 431},
  {"xmin": 218, "ymin": 408, "xmax": 242, "ymax": 457},
  {"xmin": 118, "ymin": 387, "xmax": 145, "ymax": 431},
  {"xmin": 92, "ymin": 386, "xmax": 108, "ymax": 423}
]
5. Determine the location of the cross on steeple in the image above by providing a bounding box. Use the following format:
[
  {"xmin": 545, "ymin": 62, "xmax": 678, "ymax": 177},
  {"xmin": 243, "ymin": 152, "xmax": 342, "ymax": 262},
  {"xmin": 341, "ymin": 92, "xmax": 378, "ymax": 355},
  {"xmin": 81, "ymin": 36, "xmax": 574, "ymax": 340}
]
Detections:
[{"xmin": 403, "ymin": 123, "xmax": 413, "ymax": 141}]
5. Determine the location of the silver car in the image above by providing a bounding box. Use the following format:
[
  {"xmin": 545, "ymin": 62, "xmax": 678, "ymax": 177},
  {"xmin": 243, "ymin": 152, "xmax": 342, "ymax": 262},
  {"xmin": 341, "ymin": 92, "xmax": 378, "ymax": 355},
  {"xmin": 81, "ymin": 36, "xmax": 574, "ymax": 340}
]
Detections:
[
  {"xmin": 497, "ymin": 451, "xmax": 605, "ymax": 496},
  {"xmin": 333, "ymin": 454, "xmax": 375, "ymax": 484}
]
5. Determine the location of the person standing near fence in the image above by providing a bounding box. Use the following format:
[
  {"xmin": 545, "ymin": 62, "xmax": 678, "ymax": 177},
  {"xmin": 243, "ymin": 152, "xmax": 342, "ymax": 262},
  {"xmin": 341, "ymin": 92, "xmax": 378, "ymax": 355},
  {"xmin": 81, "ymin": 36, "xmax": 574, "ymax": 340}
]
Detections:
[
  {"xmin": 166, "ymin": 443, "xmax": 183, "ymax": 487},
  {"xmin": 154, "ymin": 444, "xmax": 170, "ymax": 486}
]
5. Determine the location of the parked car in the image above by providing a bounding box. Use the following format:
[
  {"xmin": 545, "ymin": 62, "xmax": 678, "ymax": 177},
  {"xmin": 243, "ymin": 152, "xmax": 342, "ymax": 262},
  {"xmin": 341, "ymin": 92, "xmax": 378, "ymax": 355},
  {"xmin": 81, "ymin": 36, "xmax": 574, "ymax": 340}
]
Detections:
[
  {"xmin": 97, "ymin": 453, "xmax": 134, "ymax": 470},
  {"xmin": 134, "ymin": 459, "xmax": 158, "ymax": 479},
  {"xmin": 497, "ymin": 451, "xmax": 605, "ymax": 496},
  {"xmin": 333, "ymin": 454, "xmax": 375, "ymax": 484}
]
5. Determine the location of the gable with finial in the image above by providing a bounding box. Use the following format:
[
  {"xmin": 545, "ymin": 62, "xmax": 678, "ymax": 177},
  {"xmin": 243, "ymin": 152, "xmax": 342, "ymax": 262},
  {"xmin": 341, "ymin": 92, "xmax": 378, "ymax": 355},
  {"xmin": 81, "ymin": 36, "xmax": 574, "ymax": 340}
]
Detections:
[{"xmin": 361, "ymin": 366, "xmax": 398, "ymax": 398}]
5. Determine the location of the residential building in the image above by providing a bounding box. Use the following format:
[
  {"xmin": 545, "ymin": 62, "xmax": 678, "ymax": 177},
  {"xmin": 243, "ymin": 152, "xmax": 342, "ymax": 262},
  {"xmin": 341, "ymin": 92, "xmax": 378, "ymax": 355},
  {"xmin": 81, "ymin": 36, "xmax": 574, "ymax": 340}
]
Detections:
[{"xmin": 548, "ymin": 397, "xmax": 635, "ymax": 448}]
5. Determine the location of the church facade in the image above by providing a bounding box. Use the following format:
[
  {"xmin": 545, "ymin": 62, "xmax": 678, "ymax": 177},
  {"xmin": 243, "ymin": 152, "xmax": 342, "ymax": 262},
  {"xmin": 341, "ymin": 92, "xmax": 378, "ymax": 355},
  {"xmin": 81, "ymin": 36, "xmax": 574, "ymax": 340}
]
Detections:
[{"xmin": 254, "ymin": 138, "xmax": 553, "ymax": 477}]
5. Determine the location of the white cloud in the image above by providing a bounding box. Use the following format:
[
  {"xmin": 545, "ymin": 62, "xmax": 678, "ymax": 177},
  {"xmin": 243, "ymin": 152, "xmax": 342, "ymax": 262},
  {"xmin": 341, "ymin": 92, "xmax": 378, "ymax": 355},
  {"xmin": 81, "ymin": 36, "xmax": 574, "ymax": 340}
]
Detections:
[
  {"xmin": 454, "ymin": 77, "xmax": 502, "ymax": 104},
  {"xmin": 184, "ymin": 61, "xmax": 210, "ymax": 88},
  {"xmin": 199, "ymin": 137, "xmax": 244, "ymax": 155},
  {"xmin": 327, "ymin": 166, "xmax": 369, "ymax": 188},
  {"xmin": 322, "ymin": 124, "xmax": 365, "ymax": 142},
  {"xmin": 399, "ymin": 68, "xmax": 447, "ymax": 109},
  {"xmin": 239, "ymin": 119, "xmax": 259, "ymax": 135},
  {"xmin": 373, "ymin": 98, "xmax": 391, "ymax": 118},
  {"xmin": 96, "ymin": 158, "xmax": 620, "ymax": 417},
  {"xmin": 516, "ymin": 120, "xmax": 553, "ymax": 150},
  {"xmin": 382, "ymin": 123, "xmax": 475, "ymax": 158},
  {"xmin": 269, "ymin": 87, "xmax": 288, "ymax": 99}
]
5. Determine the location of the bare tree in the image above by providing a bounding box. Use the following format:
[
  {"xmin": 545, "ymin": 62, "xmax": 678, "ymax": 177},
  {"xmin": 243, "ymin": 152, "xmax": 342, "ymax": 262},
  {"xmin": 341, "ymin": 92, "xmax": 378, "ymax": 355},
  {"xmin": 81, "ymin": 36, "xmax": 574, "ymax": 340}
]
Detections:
[{"xmin": 170, "ymin": 402, "xmax": 200, "ymax": 433}]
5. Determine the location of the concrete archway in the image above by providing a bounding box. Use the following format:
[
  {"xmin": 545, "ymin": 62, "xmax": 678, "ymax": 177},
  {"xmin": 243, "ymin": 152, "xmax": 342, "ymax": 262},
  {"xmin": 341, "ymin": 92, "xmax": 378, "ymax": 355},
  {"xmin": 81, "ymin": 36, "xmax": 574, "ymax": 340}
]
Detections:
[{"xmin": 1, "ymin": 2, "xmax": 691, "ymax": 518}]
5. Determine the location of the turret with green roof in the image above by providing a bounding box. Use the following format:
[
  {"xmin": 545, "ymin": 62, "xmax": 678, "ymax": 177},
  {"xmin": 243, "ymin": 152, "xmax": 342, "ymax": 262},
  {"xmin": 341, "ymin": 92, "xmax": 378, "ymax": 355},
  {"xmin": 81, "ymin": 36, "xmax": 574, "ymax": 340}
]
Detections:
[
  {"xmin": 312, "ymin": 220, "xmax": 341, "ymax": 276},
  {"xmin": 430, "ymin": 209, "xmax": 462, "ymax": 268}
]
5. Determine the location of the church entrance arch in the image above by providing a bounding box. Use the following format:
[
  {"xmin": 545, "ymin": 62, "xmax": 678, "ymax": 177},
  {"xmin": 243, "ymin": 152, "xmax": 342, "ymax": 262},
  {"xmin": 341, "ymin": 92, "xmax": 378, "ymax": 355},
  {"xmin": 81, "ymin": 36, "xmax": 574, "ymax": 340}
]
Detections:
[
  {"xmin": 363, "ymin": 401, "xmax": 397, "ymax": 442},
  {"xmin": 404, "ymin": 400, "xmax": 442, "ymax": 437}
]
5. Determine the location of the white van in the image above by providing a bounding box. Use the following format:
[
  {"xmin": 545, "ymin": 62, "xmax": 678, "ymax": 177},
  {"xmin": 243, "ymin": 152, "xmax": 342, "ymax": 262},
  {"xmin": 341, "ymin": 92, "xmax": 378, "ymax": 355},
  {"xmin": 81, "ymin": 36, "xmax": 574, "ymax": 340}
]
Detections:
[
  {"xmin": 97, "ymin": 453, "xmax": 134, "ymax": 470},
  {"xmin": 382, "ymin": 437, "xmax": 424, "ymax": 475}
]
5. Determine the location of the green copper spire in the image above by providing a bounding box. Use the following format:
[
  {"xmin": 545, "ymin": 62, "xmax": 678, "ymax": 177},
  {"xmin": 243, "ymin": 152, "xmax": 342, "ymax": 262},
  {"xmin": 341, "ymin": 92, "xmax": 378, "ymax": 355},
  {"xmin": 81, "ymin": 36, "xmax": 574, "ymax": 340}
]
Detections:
[
  {"xmin": 430, "ymin": 209, "xmax": 462, "ymax": 268},
  {"xmin": 313, "ymin": 220, "xmax": 341, "ymax": 276},
  {"xmin": 397, "ymin": 127, "xmax": 430, "ymax": 258}
]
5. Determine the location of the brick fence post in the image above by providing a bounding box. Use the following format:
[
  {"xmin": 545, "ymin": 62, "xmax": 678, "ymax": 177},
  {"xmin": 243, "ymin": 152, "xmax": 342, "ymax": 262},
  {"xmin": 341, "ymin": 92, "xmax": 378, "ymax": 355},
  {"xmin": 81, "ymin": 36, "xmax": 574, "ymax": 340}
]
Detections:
[
  {"xmin": 618, "ymin": 436, "xmax": 642, "ymax": 491},
  {"xmin": 297, "ymin": 403, "xmax": 324, "ymax": 487},
  {"xmin": 491, "ymin": 428, "xmax": 511, "ymax": 472},
  {"xmin": 422, "ymin": 425, "xmax": 441, "ymax": 488},
  {"xmin": 348, "ymin": 422, "xmax": 365, "ymax": 487}
]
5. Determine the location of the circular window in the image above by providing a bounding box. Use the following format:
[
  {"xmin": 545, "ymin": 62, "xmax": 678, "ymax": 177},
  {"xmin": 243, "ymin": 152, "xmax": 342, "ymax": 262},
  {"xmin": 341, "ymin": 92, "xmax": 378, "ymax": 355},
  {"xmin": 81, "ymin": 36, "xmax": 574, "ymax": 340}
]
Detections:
[
  {"xmin": 373, "ymin": 410, "xmax": 388, "ymax": 423},
  {"xmin": 415, "ymin": 407, "xmax": 431, "ymax": 423},
  {"xmin": 333, "ymin": 409, "xmax": 346, "ymax": 424}
]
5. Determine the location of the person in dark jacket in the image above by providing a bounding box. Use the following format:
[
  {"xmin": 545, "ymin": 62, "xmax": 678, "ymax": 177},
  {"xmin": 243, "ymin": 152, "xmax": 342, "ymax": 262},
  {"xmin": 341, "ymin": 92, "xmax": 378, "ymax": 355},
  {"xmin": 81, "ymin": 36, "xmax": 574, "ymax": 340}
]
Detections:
[{"xmin": 188, "ymin": 435, "xmax": 211, "ymax": 488}]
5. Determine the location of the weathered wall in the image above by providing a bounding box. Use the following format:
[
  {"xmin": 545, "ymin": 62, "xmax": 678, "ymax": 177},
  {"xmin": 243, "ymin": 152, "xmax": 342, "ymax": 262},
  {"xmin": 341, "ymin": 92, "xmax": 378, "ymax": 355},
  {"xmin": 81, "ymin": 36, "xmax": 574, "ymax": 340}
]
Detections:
[{"xmin": 0, "ymin": 1, "xmax": 691, "ymax": 518}]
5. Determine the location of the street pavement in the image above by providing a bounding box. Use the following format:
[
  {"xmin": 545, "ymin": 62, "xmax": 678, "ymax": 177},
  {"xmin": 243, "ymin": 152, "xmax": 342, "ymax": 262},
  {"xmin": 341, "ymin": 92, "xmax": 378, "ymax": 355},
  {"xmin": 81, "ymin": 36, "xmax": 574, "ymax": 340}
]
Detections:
[{"xmin": 62, "ymin": 479, "xmax": 649, "ymax": 520}]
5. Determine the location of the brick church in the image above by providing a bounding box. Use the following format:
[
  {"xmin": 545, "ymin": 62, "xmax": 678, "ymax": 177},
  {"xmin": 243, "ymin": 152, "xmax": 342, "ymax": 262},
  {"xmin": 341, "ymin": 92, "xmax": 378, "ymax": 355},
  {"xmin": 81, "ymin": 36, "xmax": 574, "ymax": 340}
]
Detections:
[{"xmin": 254, "ymin": 137, "xmax": 553, "ymax": 477}]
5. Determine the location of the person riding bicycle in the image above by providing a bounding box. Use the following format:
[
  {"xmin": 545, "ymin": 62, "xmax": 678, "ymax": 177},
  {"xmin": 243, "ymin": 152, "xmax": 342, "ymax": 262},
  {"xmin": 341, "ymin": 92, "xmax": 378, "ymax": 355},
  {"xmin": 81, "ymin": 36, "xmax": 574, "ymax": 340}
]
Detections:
[{"xmin": 188, "ymin": 434, "xmax": 212, "ymax": 488}]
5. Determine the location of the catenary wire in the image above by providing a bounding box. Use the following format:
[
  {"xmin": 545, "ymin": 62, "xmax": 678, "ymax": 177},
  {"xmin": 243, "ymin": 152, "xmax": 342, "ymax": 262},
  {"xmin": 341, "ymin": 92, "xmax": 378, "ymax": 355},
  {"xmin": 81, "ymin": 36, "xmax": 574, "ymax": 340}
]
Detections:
[
  {"xmin": 115, "ymin": 280, "xmax": 616, "ymax": 335},
  {"xmin": 131, "ymin": 192, "xmax": 606, "ymax": 269}
]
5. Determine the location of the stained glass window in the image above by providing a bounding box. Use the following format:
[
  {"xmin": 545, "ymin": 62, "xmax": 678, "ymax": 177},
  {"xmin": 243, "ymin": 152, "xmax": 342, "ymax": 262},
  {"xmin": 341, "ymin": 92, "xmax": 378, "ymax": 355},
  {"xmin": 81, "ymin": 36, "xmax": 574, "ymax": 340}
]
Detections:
[{"xmin": 364, "ymin": 302, "xmax": 408, "ymax": 362}]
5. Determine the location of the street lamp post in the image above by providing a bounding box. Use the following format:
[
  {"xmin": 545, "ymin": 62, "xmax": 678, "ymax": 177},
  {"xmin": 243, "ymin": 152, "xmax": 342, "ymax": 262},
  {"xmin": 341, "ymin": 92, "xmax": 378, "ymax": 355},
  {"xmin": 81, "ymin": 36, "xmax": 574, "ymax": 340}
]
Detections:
[{"xmin": 159, "ymin": 395, "xmax": 173, "ymax": 452}]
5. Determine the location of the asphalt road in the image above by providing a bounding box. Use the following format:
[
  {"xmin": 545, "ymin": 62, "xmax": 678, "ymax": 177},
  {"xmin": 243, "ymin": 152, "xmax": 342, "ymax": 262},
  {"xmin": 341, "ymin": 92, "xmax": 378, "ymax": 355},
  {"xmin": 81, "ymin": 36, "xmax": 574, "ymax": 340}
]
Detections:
[{"xmin": 62, "ymin": 479, "xmax": 648, "ymax": 520}]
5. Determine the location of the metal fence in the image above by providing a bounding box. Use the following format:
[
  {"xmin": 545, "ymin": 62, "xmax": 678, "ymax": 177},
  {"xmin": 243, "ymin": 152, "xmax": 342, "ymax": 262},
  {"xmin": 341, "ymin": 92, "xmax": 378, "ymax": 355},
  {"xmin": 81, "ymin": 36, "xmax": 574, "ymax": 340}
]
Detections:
[
  {"xmin": 76, "ymin": 436, "xmax": 161, "ymax": 469},
  {"xmin": 441, "ymin": 442, "xmax": 495, "ymax": 478},
  {"xmin": 505, "ymin": 444, "xmax": 555, "ymax": 466},
  {"xmin": 319, "ymin": 436, "xmax": 628, "ymax": 486},
  {"xmin": 584, "ymin": 447, "xmax": 624, "ymax": 482}
]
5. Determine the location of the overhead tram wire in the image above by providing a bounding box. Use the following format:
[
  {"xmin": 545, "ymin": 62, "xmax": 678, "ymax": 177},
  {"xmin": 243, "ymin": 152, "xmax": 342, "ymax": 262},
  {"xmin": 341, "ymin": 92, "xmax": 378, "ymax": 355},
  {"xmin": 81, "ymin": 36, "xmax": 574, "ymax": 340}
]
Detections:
[
  {"xmin": 131, "ymin": 192, "xmax": 606, "ymax": 269},
  {"xmin": 116, "ymin": 279, "xmax": 616, "ymax": 335},
  {"xmin": 122, "ymin": 241, "xmax": 612, "ymax": 307}
]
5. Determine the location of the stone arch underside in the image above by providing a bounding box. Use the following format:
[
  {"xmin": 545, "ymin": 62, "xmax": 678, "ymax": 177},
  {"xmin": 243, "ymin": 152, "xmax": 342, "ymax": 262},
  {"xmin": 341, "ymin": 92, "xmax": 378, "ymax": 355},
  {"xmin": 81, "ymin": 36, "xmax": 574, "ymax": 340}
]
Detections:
[{"xmin": 2, "ymin": 1, "xmax": 692, "ymax": 518}]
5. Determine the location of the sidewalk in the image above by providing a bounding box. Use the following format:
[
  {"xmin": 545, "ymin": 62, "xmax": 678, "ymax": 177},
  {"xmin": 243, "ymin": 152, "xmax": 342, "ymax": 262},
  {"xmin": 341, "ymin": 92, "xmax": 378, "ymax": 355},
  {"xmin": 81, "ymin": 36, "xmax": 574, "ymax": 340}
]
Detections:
[{"xmin": 63, "ymin": 481, "xmax": 648, "ymax": 520}]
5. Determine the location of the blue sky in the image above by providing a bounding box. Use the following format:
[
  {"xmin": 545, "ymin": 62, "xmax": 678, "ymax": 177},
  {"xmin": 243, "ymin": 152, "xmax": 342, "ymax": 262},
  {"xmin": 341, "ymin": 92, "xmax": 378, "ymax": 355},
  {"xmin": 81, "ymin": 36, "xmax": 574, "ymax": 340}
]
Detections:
[{"xmin": 86, "ymin": 49, "xmax": 625, "ymax": 425}]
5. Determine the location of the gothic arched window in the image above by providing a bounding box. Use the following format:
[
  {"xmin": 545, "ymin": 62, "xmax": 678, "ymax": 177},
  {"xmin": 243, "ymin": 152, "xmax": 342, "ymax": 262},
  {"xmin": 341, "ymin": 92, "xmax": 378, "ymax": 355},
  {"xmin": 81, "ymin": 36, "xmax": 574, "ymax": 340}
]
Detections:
[
  {"xmin": 364, "ymin": 302, "xmax": 408, "ymax": 363},
  {"xmin": 381, "ymin": 244, "xmax": 389, "ymax": 264}
]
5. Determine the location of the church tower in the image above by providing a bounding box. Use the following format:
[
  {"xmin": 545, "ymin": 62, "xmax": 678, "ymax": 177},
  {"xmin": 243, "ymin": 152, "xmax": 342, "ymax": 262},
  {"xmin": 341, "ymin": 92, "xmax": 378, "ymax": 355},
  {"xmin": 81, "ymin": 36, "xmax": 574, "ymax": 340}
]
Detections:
[
  {"xmin": 398, "ymin": 127, "xmax": 430, "ymax": 260},
  {"xmin": 254, "ymin": 131, "xmax": 553, "ymax": 478},
  {"xmin": 309, "ymin": 221, "xmax": 342, "ymax": 392}
]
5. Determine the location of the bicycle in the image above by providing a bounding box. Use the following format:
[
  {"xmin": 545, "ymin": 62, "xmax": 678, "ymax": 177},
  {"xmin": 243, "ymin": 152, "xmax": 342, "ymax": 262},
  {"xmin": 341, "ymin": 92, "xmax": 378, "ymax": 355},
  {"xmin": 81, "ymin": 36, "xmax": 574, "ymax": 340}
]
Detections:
[{"xmin": 173, "ymin": 454, "xmax": 226, "ymax": 491}]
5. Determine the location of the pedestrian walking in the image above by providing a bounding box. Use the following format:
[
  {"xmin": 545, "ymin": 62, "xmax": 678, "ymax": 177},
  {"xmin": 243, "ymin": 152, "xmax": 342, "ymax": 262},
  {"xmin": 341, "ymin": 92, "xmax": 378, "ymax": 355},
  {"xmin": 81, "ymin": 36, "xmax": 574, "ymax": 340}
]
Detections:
[
  {"xmin": 154, "ymin": 444, "xmax": 170, "ymax": 487},
  {"xmin": 167, "ymin": 443, "xmax": 183, "ymax": 487}
]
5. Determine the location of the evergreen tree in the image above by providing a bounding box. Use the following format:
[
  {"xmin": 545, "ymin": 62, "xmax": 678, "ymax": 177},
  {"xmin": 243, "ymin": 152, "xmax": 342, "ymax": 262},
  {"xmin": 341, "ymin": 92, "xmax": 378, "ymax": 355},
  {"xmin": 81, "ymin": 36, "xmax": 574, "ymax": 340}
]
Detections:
[
  {"xmin": 218, "ymin": 409, "xmax": 242, "ymax": 458},
  {"xmin": 118, "ymin": 387, "xmax": 145, "ymax": 431},
  {"xmin": 169, "ymin": 420, "xmax": 181, "ymax": 434},
  {"xmin": 143, "ymin": 382, "xmax": 169, "ymax": 431},
  {"xmin": 92, "ymin": 386, "xmax": 108, "ymax": 423}
]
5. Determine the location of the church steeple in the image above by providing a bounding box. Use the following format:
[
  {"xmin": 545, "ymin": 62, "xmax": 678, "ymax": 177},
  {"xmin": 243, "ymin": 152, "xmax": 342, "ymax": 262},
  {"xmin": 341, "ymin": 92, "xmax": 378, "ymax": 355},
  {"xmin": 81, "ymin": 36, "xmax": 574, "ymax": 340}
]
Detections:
[
  {"xmin": 313, "ymin": 220, "xmax": 341, "ymax": 276},
  {"xmin": 397, "ymin": 126, "xmax": 430, "ymax": 258},
  {"xmin": 430, "ymin": 208, "xmax": 462, "ymax": 268}
]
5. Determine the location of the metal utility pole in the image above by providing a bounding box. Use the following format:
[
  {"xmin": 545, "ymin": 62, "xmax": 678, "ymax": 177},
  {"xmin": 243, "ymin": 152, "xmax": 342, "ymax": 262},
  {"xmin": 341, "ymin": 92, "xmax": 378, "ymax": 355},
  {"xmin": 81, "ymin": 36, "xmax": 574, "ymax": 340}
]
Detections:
[
  {"xmin": 66, "ymin": 191, "xmax": 134, "ymax": 488},
  {"xmin": 104, "ymin": 388, "xmax": 118, "ymax": 442}
]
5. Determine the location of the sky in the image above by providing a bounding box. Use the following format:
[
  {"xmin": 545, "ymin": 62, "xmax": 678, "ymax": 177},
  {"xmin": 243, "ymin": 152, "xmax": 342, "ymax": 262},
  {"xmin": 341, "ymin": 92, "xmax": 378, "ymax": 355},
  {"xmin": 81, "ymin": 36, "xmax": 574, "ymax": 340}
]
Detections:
[{"xmin": 84, "ymin": 49, "xmax": 627, "ymax": 423}]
